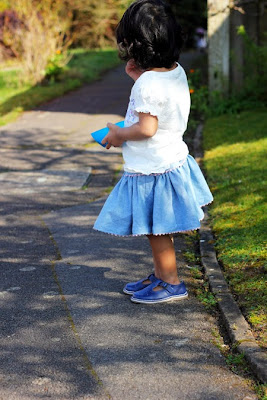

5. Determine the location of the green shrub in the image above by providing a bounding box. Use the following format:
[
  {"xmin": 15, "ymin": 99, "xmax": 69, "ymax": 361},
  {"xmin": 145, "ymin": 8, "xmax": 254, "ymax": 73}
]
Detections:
[
  {"xmin": 71, "ymin": 0, "xmax": 132, "ymax": 48},
  {"xmin": 2, "ymin": 0, "xmax": 73, "ymax": 84},
  {"xmin": 237, "ymin": 25, "xmax": 267, "ymax": 104}
]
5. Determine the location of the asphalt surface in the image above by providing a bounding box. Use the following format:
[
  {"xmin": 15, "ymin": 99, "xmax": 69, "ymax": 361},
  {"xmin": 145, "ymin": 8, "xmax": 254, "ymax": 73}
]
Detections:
[{"xmin": 0, "ymin": 54, "xmax": 258, "ymax": 399}]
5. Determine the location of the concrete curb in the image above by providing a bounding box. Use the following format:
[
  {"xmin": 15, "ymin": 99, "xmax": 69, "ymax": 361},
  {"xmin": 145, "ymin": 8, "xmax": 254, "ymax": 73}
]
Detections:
[{"xmin": 194, "ymin": 123, "xmax": 267, "ymax": 384}]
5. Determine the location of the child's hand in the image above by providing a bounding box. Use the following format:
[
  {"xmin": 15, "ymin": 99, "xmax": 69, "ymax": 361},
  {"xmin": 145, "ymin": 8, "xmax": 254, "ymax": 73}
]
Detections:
[
  {"xmin": 125, "ymin": 59, "xmax": 144, "ymax": 81},
  {"xmin": 102, "ymin": 123, "xmax": 124, "ymax": 149}
]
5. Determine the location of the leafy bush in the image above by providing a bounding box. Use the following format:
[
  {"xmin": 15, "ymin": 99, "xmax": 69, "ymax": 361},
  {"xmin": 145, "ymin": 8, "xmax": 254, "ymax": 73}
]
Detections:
[
  {"xmin": 2, "ymin": 0, "xmax": 73, "ymax": 84},
  {"xmin": 237, "ymin": 25, "xmax": 267, "ymax": 104},
  {"xmin": 70, "ymin": 0, "xmax": 132, "ymax": 48},
  {"xmin": 0, "ymin": 9, "xmax": 22, "ymax": 60},
  {"xmin": 0, "ymin": 0, "xmax": 9, "ymax": 13}
]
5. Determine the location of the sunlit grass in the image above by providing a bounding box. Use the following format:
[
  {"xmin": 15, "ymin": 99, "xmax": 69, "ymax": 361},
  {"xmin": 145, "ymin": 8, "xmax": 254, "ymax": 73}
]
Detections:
[
  {"xmin": 203, "ymin": 108, "xmax": 267, "ymax": 347},
  {"xmin": 0, "ymin": 48, "xmax": 121, "ymax": 126}
]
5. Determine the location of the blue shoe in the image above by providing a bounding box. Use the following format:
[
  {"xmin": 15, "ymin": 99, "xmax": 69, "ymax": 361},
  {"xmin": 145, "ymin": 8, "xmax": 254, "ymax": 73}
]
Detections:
[
  {"xmin": 130, "ymin": 280, "xmax": 188, "ymax": 304},
  {"xmin": 123, "ymin": 273, "xmax": 158, "ymax": 295}
]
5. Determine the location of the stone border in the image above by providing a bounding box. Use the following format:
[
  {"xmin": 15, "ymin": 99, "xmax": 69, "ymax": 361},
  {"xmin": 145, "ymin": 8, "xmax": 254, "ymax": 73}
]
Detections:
[{"xmin": 194, "ymin": 123, "xmax": 267, "ymax": 384}]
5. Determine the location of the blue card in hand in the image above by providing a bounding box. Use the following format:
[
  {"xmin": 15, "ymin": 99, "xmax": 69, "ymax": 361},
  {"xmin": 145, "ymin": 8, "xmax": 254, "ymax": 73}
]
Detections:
[{"xmin": 91, "ymin": 121, "xmax": 125, "ymax": 147}]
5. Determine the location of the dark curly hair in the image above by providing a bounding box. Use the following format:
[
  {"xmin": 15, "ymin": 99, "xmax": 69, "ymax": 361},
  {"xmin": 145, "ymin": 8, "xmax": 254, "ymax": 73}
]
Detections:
[{"xmin": 116, "ymin": 0, "xmax": 184, "ymax": 70}]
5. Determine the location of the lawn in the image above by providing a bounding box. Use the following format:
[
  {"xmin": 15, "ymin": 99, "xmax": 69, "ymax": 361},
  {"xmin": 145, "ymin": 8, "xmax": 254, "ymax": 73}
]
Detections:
[
  {"xmin": 0, "ymin": 48, "xmax": 121, "ymax": 126},
  {"xmin": 203, "ymin": 108, "xmax": 267, "ymax": 347}
]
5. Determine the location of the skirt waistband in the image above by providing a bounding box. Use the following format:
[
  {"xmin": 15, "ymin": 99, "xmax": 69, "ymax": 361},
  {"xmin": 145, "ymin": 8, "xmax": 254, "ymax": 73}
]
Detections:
[{"xmin": 123, "ymin": 157, "xmax": 188, "ymax": 177}]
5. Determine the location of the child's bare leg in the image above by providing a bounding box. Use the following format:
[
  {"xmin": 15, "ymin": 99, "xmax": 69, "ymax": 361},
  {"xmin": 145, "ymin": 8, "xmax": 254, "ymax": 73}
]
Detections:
[{"xmin": 147, "ymin": 234, "xmax": 180, "ymax": 285}]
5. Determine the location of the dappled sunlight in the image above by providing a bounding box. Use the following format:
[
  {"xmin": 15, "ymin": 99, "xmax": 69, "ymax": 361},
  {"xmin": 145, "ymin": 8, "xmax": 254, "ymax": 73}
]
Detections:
[{"xmin": 0, "ymin": 20, "xmax": 260, "ymax": 394}]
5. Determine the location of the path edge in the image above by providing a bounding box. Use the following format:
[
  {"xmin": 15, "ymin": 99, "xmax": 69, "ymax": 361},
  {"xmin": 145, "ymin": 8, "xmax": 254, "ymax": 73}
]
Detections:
[{"xmin": 194, "ymin": 123, "xmax": 267, "ymax": 384}]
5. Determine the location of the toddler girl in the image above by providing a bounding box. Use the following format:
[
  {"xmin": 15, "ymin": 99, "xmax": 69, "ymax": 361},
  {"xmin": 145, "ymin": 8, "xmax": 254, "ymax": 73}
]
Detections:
[{"xmin": 93, "ymin": 0, "xmax": 213, "ymax": 304}]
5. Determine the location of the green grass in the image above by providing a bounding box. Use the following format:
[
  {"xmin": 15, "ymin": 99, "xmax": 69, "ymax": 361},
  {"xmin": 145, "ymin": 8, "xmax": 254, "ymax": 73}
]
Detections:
[
  {"xmin": 66, "ymin": 48, "xmax": 121, "ymax": 82},
  {"xmin": 203, "ymin": 108, "xmax": 267, "ymax": 347},
  {"xmin": 255, "ymin": 384, "xmax": 267, "ymax": 400},
  {"xmin": 0, "ymin": 48, "xmax": 121, "ymax": 126},
  {"xmin": 182, "ymin": 233, "xmax": 218, "ymax": 312}
]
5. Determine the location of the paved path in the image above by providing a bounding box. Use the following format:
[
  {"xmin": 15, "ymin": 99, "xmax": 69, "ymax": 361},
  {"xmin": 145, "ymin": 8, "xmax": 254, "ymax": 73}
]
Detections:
[{"xmin": 0, "ymin": 55, "xmax": 257, "ymax": 399}]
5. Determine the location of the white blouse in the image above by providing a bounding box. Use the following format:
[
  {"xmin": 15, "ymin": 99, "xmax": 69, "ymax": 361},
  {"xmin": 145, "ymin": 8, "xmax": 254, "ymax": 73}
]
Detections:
[{"xmin": 123, "ymin": 63, "xmax": 191, "ymax": 174}]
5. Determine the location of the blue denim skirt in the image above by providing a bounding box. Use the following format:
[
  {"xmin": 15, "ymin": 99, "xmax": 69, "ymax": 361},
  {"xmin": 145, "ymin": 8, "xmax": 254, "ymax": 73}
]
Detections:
[{"xmin": 93, "ymin": 155, "xmax": 213, "ymax": 236}]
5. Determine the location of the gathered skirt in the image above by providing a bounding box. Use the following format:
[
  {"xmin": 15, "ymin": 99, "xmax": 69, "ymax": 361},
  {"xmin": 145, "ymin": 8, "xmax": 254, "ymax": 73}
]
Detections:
[{"xmin": 93, "ymin": 155, "xmax": 213, "ymax": 236}]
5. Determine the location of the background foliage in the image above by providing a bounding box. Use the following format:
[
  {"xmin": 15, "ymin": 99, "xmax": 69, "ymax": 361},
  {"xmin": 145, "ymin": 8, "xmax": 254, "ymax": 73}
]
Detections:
[
  {"xmin": 168, "ymin": 0, "xmax": 207, "ymax": 47},
  {"xmin": 0, "ymin": 0, "xmax": 207, "ymax": 83},
  {"xmin": 0, "ymin": 0, "xmax": 73, "ymax": 83},
  {"xmin": 70, "ymin": 0, "xmax": 207, "ymax": 49},
  {"xmin": 0, "ymin": 0, "xmax": 207, "ymax": 56},
  {"xmin": 70, "ymin": 0, "xmax": 132, "ymax": 48}
]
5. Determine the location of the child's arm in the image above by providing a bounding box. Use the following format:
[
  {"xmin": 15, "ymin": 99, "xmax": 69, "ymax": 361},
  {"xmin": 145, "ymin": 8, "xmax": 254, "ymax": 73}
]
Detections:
[{"xmin": 102, "ymin": 113, "xmax": 158, "ymax": 149}]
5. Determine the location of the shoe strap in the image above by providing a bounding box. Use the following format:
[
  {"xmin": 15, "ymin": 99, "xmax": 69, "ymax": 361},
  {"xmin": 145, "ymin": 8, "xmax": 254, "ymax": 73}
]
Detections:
[
  {"xmin": 149, "ymin": 278, "xmax": 163, "ymax": 289},
  {"xmin": 147, "ymin": 273, "xmax": 156, "ymax": 281},
  {"xmin": 141, "ymin": 273, "xmax": 155, "ymax": 284},
  {"xmin": 159, "ymin": 281, "xmax": 181, "ymax": 294}
]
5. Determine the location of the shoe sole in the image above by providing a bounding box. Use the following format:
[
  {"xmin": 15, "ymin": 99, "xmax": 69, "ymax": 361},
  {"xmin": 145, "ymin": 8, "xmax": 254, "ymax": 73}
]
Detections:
[
  {"xmin": 123, "ymin": 288, "xmax": 134, "ymax": 295},
  {"xmin": 130, "ymin": 292, "xmax": 188, "ymax": 304}
]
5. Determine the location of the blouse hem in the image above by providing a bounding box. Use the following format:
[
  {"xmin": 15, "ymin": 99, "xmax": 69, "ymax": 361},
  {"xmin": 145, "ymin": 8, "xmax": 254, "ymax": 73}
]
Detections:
[{"xmin": 123, "ymin": 157, "xmax": 188, "ymax": 176}]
